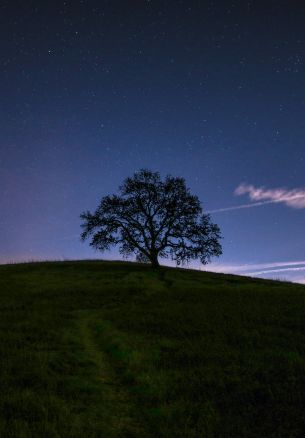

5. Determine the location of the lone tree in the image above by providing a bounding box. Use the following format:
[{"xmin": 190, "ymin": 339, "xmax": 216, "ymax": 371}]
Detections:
[{"xmin": 80, "ymin": 169, "xmax": 222, "ymax": 267}]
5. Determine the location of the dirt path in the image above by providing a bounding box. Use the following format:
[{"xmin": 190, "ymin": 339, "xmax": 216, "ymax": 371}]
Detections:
[{"xmin": 76, "ymin": 312, "xmax": 148, "ymax": 437}]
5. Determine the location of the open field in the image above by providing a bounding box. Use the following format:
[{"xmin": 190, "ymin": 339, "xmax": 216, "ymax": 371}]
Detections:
[{"xmin": 1, "ymin": 260, "xmax": 305, "ymax": 437}]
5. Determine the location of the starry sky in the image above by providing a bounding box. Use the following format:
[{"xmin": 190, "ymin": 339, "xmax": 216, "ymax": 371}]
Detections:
[{"xmin": 1, "ymin": 1, "xmax": 305, "ymax": 282}]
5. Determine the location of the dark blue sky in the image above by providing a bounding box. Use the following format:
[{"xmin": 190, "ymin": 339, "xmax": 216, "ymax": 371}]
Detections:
[{"xmin": 1, "ymin": 1, "xmax": 305, "ymax": 282}]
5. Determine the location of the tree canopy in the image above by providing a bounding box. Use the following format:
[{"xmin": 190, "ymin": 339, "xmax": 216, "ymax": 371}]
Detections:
[{"xmin": 81, "ymin": 169, "xmax": 222, "ymax": 267}]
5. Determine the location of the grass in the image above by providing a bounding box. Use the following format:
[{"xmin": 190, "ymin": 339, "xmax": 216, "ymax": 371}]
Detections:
[{"xmin": 1, "ymin": 260, "xmax": 305, "ymax": 437}]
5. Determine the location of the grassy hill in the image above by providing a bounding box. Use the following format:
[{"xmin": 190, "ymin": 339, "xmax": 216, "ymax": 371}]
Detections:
[{"xmin": 1, "ymin": 261, "xmax": 305, "ymax": 437}]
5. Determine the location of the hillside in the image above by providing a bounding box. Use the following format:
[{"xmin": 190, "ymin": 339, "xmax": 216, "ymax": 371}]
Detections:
[{"xmin": 1, "ymin": 261, "xmax": 305, "ymax": 437}]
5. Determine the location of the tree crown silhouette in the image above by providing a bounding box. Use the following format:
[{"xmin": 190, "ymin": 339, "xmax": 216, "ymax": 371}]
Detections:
[{"xmin": 81, "ymin": 169, "xmax": 222, "ymax": 267}]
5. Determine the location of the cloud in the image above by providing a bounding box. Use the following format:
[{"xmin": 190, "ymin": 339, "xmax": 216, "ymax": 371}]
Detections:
[
  {"xmin": 206, "ymin": 260, "xmax": 305, "ymax": 273},
  {"xmin": 204, "ymin": 261, "xmax": 305, "ymax": 284},
  {"xmin": 207, "ymin": 183, "xmax": 305, "ymax": 213},
  {"xmin": 245, "ymin": 266, "xmax": 305, "ymax": 276},
  {"xmin": 235, "ymin": 183, "xmax": 305, "ymax": 209}
]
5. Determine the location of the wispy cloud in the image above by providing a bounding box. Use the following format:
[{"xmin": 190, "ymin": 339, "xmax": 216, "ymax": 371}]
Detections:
[
  {"xmin": 206, "ymin": 261, "xmax": 305, "ymax": 273},
  {"xmin": 245, "ymin": 266, "xmax": 305, "ymax": 276},
  {"xmin": 235, "ymin": 183, "xmax": 305, "ymax": 209},
  {"xmin": 204, "ymin": 260, "xmax": 305, "ymax": 284},
  {"xmin": 207, "ymin": 183, "xmax": 305, "ymax": 213}
]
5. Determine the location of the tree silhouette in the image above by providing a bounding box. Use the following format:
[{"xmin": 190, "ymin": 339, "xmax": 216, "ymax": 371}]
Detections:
[{"xmin": 80, "ymin": 169, "xmax": 222, "ymax": 267}]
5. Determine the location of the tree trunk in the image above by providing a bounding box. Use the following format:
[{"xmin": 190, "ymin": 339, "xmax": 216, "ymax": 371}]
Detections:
[{"xmin": 150, "ymin": 252, "xmax": 160, "ymax": 268}]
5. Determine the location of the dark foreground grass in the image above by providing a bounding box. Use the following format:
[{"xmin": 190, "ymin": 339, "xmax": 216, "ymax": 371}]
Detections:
[{"xmin": 1, "ymin": 261, "xmax": 305, "ymax": 437}]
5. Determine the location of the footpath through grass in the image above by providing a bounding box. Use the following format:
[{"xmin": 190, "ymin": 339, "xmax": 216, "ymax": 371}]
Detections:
[{"xmin": 1, "ymin": 260, "xmax": 305, "ymax": 437}]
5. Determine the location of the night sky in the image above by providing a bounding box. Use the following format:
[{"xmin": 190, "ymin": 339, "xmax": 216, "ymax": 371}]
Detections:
[{"xmin": 1, "ymin": 1, "xmax": 305, "ymax": 282}]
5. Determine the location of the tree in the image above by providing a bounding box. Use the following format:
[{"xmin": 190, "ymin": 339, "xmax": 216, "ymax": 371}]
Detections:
[{"xmin": 80, "ymin": 169, "xmax": 222, "ymax": 268}]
